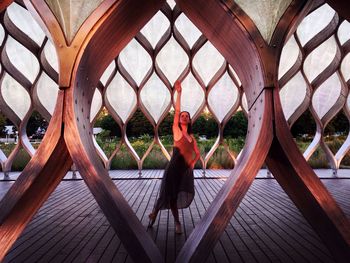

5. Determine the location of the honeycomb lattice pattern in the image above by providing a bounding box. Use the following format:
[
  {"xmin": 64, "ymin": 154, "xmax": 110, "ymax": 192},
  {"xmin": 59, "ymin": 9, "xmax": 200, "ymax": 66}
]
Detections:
[
  {"xmin": 279, "ymin": 3, "xmax": 350, "ymax": 170},
  {"xmin": 0, "ymin": 1, "xmax": 349, "ymax": 174}
]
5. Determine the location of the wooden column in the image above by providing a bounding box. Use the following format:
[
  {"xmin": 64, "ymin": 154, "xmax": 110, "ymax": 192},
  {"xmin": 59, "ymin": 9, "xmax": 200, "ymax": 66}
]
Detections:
[
  {"xmin": 0, "ymin": 0, "xmax": 166, "ymax": 262},
  {"xmin": 0, "ymin": 92, "xmax": 73, "ymax": 260},
  {"xmin": 175, "ymin": 0, "xmax": 350, "ymax": 262},
  {"xmin": 266, "ymin": 87, "xmax": 350, "ymax": 262},
  {"xmin": 176, "ymin": 89, "xmax": 274, "ymax": 262}
]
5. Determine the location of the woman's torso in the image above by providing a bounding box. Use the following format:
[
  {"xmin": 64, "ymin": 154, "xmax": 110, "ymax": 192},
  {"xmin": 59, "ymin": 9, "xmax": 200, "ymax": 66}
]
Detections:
[{"xmin": 173, "ymin": 134, "xmax": 195, "ymax": 165}]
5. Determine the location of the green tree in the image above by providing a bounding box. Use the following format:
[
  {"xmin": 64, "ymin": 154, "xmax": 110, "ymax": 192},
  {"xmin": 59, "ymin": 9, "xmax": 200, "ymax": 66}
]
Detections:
[
  {"xmin": 325, "ymin": 111, "xmax": 349, "ymax": 135},
  {"xmin": 127, "ymin": 109, "xmax": 154, "ymax": 137},
  {"xmin": 98, "ymin": 115, "xmax": 121, "ymax": 137},
  {"xmin": 192, "ymin": 115, "xmax": 206, "ymax": 136},
  {"xmin": 192, "ymin": 111, "xmax": 218, "ymax": 138},
  {"xmin": 223, "ymin": 111, "xmax": 248, "ymax": 138},
  {"xmin": 26, "ymin": 111, "xmax": 48, "ymax": 137},
  {"xmin": 0, "ymin": 112, "xmax": 6, "ymax": 136},
  {"xmin": 159, "ymin": 111, "xmax": 174, "ymax": 136},
  {"xmin": 291, "ymin": 110, "xmax": 316, "ymax": 137}
]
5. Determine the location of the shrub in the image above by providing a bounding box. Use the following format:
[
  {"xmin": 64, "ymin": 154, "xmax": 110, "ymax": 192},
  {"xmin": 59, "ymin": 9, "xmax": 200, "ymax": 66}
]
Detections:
[{"xmin": 0, "ymin": 135, "xmax": 349, "ymax": 170}]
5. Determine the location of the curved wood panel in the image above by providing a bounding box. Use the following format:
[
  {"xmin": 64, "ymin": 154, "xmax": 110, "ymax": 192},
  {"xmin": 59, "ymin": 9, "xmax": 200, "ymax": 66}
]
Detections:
[
  {"xmin": 267, "ymin": 87, "xmax": 350, "ymax": 261},
  {"xmin": 326, "ymin": 0, "xmax": 350, "ymax": 21},
  {"xmin": 24, "ymin": 0, "xmax": 118, "ymax": 87},
  {"xmin": 0, "ymin": 1, "xmax": 348, "ymax": 263},
  {"xmin": 3, "ymin": 11, "xmax": 40, "ymax": 54},
  {"xmin": 303, "ymin": 13, "xmax": 338, "ymax": 55},
  {"xmin": 1, "ymin": 45, "xmax": 32, "ymax": 90},
  {"xmin": 175, "ymin": 0, "xmax": 273, "ymax": 261},
  {"xmin": 176, "ymin": 0, "xmax": 350, "ymax": 261},
  {"xmin": 176, "ymin": 90, "xmax": 273, "ymax": 263},
  {"xmin": 176, "ymin": 0, "xmax": 264, "ymax": 108},
  {"xmin": 0, "ymin": 91, "xmax": 73, "ymax": 261},
  {"xmin": 64, "ymin": 0, "xmax": 165, "ymax": 262}
]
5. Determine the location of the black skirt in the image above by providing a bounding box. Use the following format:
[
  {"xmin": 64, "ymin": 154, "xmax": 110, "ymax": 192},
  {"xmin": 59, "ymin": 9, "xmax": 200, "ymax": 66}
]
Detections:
[{"xmin": 154, "ymin": 147, "xmax": 194, "ymax": 210}]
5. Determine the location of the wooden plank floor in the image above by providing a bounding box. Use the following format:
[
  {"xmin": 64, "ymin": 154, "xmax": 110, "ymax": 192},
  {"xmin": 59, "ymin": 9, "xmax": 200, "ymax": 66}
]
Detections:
[
  {"xmin": 3, "ymin": 168, "xmax": 350, "ymax": 181},
  {"xmin": 0, "ymin": 171, "xmax": 349, "ymax": 263}
]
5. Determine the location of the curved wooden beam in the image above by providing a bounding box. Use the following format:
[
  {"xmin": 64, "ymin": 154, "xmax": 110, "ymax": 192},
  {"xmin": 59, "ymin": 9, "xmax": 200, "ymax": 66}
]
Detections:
[
  {"xmin": 1, "ymin": 44, "xmax": 32, "ymax": 91},
  {"xmin": 266, "ymin": 87, "xmax": 350, "ymax": 261},
  {"xmin": 326, "ymin": 0, "xmax": 350, "ymax": 21},
  {"xmin": 0, "ymin": 1, "xmax": 348, "ymax": 263},
  {"xmin": 174, "ymin": 0, "xmax": 273, "ymax": 261},
  {"xmin": 3, "ymin": 11, "xmax": 41, "ymax": 55},
  {"xmin": 175, "ymin": 0, "xmax": 264, "ymax": 109},
  {"xmin": 176, "ymin": 0, "xmax": 350, "ymax": 262},
  {"xmin": 0, "ymin": 91, "xmax": 73, "ymax": 261},
  {"xmin": 63, "ymin": 0, "xmax": 165, "ymax": 262},
  {"xmin": 24, "ymin": 0, "xmax": 118, "ymax": 87},
  {"xmin": 177, "ymin": 89, "xmax": 273, "ymax": 262},
  {"xmin": 204, "ymin": 64, "xmax": 241, "ymax": 169}
]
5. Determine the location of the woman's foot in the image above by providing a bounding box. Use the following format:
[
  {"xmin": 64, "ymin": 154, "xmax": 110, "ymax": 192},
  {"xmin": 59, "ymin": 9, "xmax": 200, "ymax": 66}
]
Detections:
[
  {"xmin": 175, "ymin": 222, "xmax": 182, "ymax": 234},
  {"xmin": 148, "ymin": 212, "xmax": 157, "ymax": 228}
]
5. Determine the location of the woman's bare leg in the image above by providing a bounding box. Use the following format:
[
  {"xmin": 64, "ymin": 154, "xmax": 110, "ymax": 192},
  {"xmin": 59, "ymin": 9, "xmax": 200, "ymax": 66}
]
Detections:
[
  {"xmin": 148, "ymin": 199, "xmax": 162, "ymax": 227},
  {"xmin": 170, "ymin": 200, "xmax": 182, "ymax": 234},
  {"xmin": 170, "ymin": 200, "xmax": 179, "ymax": 223}
]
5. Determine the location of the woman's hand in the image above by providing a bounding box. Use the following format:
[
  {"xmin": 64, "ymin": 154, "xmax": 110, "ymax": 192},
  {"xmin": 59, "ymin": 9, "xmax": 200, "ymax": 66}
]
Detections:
[{"xmin": 175, "ymin": 80, "xmax": 182, "ymax": 93}]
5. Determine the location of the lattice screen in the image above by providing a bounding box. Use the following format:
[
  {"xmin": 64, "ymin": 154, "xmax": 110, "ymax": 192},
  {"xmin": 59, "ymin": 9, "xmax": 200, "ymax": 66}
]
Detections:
[
  {"xmin": 0, "ymin": 1, "xmax": 349, "ymax": 174},
  {"xmin": 279, "ymin": 3, "xmax": 350, "ymax": 171}
]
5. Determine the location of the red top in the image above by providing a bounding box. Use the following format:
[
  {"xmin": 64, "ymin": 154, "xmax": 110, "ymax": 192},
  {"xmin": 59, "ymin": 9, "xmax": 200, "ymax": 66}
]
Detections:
[{"xmin": 174, "ymin": 135, "xmax": 195, "ymax": 166}]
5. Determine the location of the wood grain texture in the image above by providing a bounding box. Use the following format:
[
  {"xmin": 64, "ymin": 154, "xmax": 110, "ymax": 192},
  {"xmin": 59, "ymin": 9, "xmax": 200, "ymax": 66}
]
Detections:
[
  {"xmin": 326, "ymin": 0, "xmax": 350, "ymax": 21},
  {"xmin": 176, "ymin": 0, "xmax": 350, "ymax": 262},
  {"xmin": 266, "ymin": 87, "xmax": 350, "ymax": 262},
  {"xmin": 176, "ymin": 90, "xmax": 274, "ymax": 263},
  {"xmin": 2, "ymin": 176, "xmax": 347, "ymax": 262},
  {"xmin": 0, "ymin": 1, "xmax": 349, "ymax": 263},
  {"xmin": 176, "ymin": 0, "xmax": 265, "ymax": 109},
  {"xmin": 0, "ymin": 91, "xmax": 73, "ymax": 261},
  {"xmin": 24, "ymin": 0, "xmax": 117, "ymax": 87},
  {"xmin": 63, "ymin": 0, "xmax": 166, "ymax": 262}
]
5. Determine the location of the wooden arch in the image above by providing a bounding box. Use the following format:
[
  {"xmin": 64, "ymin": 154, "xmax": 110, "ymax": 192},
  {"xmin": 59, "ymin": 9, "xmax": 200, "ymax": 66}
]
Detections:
[
  {"xmin": 0, "ymin": 0, "xmax": 165, "ymax": 262},
  {"xmin": 175, "ymin": 0, "xmax": 350, "ymax": 262},
  {"xmin": 0, "ymin": 0, "xmax": 349, "ymax": 262}
]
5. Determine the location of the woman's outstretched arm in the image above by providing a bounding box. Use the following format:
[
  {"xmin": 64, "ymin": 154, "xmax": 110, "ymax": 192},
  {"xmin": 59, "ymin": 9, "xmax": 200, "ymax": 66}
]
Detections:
[{"xmin": 173, "ymin": 81, "xmax": 182, "ymax": 141}]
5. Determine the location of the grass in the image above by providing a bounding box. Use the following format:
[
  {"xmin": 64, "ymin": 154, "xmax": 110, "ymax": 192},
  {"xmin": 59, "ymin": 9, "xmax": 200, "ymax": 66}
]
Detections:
[
  {"xmin": 296, "ymin": 136, "xmax": 350, "ymax": 168},
  {"xmin": 0, "ymin": 135, "xmax": 349, "ymax": 171},
  {"xmin": 0, "ymin": 143, "xmax": 39, "ymax": 171}
]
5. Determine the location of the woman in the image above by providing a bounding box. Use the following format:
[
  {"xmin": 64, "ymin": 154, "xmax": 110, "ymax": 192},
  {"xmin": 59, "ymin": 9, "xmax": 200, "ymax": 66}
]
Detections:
[{"xmin": 148, "ymin": 80, "xmax": 200, "ymax": 234}]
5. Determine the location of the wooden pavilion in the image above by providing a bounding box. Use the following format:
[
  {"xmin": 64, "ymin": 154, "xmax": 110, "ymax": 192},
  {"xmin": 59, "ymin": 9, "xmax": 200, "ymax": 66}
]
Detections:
[{"xmin": 0, "ymin": 0, "xmax": 349, "ymax": 262}]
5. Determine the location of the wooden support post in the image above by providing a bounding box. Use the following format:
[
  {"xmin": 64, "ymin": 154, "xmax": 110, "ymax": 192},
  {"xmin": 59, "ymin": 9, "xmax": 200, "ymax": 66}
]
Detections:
[
  {"xmin": 266, "ymin": 139, "xmax": 350, "ymax": 262},
  {"xmin": 266, "ymin": 89, "xmax": 350, "ymax": 262},
  {"xmin": 176, "ymin": 0, "xmax": 350, "ymax": 262},
  {"xmin": 0, "ymin": 92, "xmax": 73, "ymax": 261},
  {"xmin": 176, "ymin": 90, "xmax": 273, "ymax": 263}
]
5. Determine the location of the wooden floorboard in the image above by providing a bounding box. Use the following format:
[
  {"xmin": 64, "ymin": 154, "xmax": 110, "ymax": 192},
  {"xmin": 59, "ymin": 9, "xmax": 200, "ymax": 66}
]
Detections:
[{"xmin": 0, "ymin": 171, "xmax": 349, "ymax": 263}]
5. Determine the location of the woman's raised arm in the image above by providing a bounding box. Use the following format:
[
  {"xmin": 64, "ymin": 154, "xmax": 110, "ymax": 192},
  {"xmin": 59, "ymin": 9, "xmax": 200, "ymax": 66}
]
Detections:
[{"xmin": 173, "ymin": 81, "xmax": 182, "ymax": 140}]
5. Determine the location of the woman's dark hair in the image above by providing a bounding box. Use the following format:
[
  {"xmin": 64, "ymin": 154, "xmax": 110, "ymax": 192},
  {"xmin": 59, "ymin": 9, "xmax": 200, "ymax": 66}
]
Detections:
[{"xmin": 178, "ymin": 111, "xmax": 192, "ymax": 134}]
